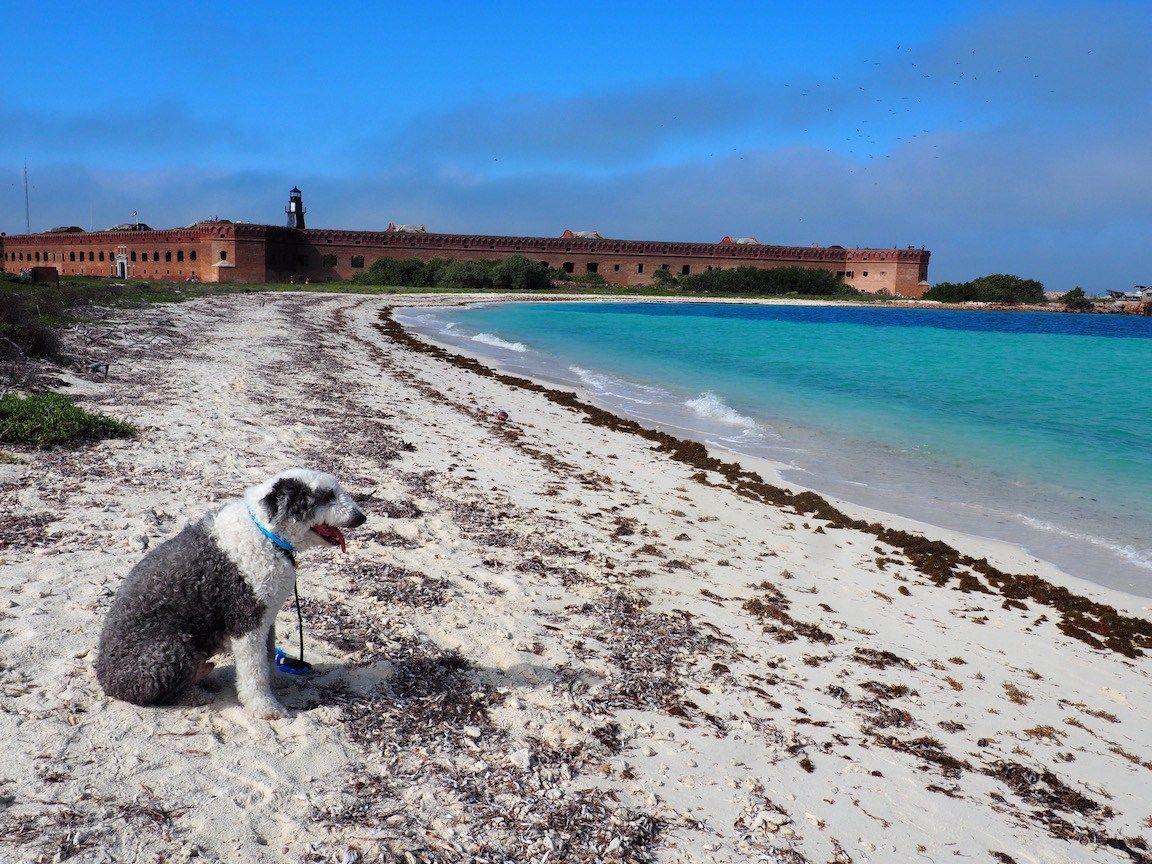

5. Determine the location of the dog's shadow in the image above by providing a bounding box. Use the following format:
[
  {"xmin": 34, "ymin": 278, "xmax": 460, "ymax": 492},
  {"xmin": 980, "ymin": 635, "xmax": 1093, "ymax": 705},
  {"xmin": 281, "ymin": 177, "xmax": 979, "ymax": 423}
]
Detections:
[{"xmin": 195, "ymin": 651, "xmax": 567, "ymax": 715}]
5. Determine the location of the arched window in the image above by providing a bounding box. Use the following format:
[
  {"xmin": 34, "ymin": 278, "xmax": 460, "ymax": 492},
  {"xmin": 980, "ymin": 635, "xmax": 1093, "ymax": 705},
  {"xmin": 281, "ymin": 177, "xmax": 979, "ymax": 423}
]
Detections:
[
  {"xmin": 70, "ymin": 251, "xmax": 76, "ymax": 262},
  {"xmin": 99, "ymin": 251, "xmax": 105, "ymax": 262},
  {"xmin": 219, "ymin": 250, "xmax": 228, "ymax": 261},
  {"xmin": 34, "ymin": 252, "xmax": 40, "ymax": 262},
  {"xmin": 189, "ymin": 250, "xmax": 197, "ymax": 261},
  {"xmin": 153, "ymin": 251, "xmax": 159, "ymax": 261},
  {"xmin": 89, "ymin": 251, "xmax": 95, "ymax": 261},
  {"xmin": 350, "ymin": 256, "xmax": 365, "ymax": 268},
  {"xmin": 130, "ymin": 251, "xmax": 137, "ymax": 262},
  {"xmin": 165, "ymin": 251, "xmax": 172, "ymax": 262},
  {"xmin": 562, "ymin": 261, "xmax": 574, "ymax": 273},
  {"xmin": 177, "ymin": 250, "xmax": 184, "ymax": 262}
]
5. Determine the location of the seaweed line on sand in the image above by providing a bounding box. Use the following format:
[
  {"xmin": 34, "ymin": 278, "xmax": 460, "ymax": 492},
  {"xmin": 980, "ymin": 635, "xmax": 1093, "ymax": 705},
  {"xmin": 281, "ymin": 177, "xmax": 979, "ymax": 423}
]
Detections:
[{"xmin": 376, "ymin": 307, "xmax": 1152, "ymax": 659}]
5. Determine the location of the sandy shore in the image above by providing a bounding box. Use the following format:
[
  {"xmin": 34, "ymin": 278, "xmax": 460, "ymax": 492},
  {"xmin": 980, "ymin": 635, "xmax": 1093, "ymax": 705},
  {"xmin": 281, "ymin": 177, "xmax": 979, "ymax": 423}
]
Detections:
[{"xmin": 1, "ymin": 292, "xmax": 1149, "ymax": 864}]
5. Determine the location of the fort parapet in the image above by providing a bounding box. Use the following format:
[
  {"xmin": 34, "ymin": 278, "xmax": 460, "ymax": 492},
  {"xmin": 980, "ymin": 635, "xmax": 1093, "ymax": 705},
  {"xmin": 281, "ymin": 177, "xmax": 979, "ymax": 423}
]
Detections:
[{"xmin": 1, "ymin": 191, "xmax": 931, "ymax": 297}]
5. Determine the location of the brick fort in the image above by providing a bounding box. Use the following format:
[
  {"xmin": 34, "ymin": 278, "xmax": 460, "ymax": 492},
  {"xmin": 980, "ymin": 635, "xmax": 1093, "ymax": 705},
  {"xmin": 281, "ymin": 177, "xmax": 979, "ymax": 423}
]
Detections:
[{"xmin": 1, "ymin": 187, "xmax": 931, "ymax": 296}]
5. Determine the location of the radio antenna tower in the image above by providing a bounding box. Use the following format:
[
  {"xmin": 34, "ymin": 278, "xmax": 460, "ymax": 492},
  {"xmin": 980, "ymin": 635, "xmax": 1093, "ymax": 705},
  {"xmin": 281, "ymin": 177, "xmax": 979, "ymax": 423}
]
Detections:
[{"xmin": 23, "ymin": 162, "xmax": 31, "ymax": 234}]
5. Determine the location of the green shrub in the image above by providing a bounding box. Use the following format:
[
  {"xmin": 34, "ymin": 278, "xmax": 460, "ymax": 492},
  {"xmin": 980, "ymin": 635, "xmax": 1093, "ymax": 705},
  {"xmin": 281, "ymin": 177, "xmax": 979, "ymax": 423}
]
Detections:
[
  {"xmin": 437, "ymin": 261, "xmax": 493, "ymax": 292},
  {"xmin": 924, "ymin": 274, "xmax": 1046, "ymax": 304},
  {"xmin": 1059, "ymin": 286, "xmax": 1094, "ymax": 312},
  {"xmin": 679, "ymin": 266, "xmax": 856, "ymax": 297},
  {"xmin": 352, "ymin": 257, "xmax": 445, "ymax": 288},
  {"xmin": 491, "ymin": 256, "xmax": 551, "ymax": 291},
  {"xmin": 353, "ymin": 254, "xmax": 551, "ymax": 292},
  {"xmin": 0, "ymin": 392, "xmax": 136, "ymax": 449}
]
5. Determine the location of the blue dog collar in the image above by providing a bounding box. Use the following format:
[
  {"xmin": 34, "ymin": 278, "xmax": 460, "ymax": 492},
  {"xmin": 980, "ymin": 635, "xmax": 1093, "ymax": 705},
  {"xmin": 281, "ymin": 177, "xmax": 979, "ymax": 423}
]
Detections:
[{"xmin": 246, "ymin": 504, "xmax": 296, "ymax": 553}]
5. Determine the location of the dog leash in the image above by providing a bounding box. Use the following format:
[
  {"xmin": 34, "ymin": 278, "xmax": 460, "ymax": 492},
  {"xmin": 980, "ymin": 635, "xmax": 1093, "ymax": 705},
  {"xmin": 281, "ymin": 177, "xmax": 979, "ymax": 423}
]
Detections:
[
  {"xmin": 248, "ymin": 504, "xmax": 314, "ymax": 676},
  {"xmin": 275, "ymin": 582, "xmax": 313, "ymax": 676}
]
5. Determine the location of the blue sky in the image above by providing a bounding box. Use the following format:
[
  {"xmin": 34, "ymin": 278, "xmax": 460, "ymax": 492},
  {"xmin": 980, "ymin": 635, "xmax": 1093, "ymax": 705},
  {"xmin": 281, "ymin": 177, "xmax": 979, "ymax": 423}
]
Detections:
[{"xmin": 1, "ymin": 0, "xmax": 1148, "ymax": 289}]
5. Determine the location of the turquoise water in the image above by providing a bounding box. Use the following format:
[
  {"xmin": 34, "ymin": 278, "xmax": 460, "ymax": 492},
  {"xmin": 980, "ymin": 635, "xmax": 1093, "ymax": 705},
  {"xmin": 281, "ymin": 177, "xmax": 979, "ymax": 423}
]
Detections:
[{"xmin": 399, "ymin": 302, "xmax": 1152, "ymax": 596}]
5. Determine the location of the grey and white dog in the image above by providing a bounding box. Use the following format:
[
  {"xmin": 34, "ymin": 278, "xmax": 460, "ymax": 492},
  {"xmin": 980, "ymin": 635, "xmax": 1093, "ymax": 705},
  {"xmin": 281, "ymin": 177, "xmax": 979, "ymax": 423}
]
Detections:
[{"xmin": 95, "ymin": 468, "xmax": 366, "ymax": 718}]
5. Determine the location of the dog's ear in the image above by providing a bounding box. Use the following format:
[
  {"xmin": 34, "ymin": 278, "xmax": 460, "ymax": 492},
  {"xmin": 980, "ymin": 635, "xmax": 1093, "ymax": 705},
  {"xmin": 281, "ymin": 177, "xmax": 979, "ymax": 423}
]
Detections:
[{"xmin": 263, "ymin": 478, "xmax": 312, "ymax": 523}]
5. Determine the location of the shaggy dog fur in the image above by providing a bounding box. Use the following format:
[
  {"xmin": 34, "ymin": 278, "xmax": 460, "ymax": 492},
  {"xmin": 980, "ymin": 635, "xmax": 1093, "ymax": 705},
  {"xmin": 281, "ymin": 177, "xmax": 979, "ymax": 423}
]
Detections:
[{"xmin": 95, "ymin": 469, "xmax": 366, "ymax": 718}]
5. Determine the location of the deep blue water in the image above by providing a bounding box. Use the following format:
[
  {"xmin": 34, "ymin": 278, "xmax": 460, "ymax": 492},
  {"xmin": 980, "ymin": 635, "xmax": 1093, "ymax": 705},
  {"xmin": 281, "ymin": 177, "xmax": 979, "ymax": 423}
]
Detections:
[{"xmin": 400, "ymin": 302, "xmax": 1152, "ymax": 596}]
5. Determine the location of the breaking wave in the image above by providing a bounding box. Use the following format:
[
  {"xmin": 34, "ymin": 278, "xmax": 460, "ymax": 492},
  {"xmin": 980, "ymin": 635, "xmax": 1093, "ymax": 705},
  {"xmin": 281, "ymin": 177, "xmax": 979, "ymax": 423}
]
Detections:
[
  {"xmin": 471, "ymin": 332, "xmax": 528, "ymax": 352},
  {"xmin": 684, "ymin": 392, "xmax": 760, "ymax": 429}
]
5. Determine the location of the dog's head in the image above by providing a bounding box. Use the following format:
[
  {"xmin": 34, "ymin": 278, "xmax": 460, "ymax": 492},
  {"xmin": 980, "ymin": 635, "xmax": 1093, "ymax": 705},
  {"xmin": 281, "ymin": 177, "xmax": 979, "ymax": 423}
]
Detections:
[{"xmin": 249, "ymin": 469, "xmax": 366, "ymax": 552}]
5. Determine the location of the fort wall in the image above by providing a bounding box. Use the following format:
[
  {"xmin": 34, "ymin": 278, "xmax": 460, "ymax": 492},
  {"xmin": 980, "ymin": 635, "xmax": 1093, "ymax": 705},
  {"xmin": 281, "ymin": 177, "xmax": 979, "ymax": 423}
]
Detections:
[{"xmin": 1, "ymin": 219, "xmax": 931, "ymax": 297}]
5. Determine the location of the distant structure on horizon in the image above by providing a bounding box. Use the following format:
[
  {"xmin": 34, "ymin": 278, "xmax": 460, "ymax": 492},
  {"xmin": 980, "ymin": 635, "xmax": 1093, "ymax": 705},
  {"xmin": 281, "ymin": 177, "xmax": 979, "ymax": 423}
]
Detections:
[{"xmin": 0, "ymin": 188, "xmax": 932, "ymax": 296}]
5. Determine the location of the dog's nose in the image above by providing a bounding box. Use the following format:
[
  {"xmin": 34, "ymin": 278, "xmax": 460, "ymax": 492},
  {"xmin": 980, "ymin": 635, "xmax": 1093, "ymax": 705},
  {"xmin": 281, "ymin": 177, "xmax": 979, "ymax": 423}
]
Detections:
[{"xmin": 347, "ymin": 511, "xmax": 367, "ymax": 529}]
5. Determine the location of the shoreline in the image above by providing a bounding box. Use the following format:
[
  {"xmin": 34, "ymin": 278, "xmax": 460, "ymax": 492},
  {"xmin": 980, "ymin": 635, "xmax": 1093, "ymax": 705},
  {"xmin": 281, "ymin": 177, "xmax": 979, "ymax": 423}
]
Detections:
[
  {"xmin": 396, "ymin": 298, "xmax": 1152, "ymax": 603},
  {"xmin": 378, "ymin": 306, "xmax": 1152, "ymax": 657},
  {"xmin": 337, "ymin": 286, "xmax": 1151, "ymax": 317}
]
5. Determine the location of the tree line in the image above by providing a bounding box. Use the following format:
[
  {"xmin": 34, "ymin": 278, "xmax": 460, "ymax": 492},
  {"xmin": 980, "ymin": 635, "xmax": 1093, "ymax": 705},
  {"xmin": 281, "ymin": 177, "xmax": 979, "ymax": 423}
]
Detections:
[
  {"xmin": 922, "ymin": 274, "xmax": 1046, "ymax": 304},
  {"xmin": 352, "ymin": 255, "xmax": 552, "ymax": 292},
  {"xmin": 652, "ymin": 265, "xmax": 858, "ymax": 296},
  {"xmin": 349, "ymin": 254, "xmax": 1097, "ymax": 309}
]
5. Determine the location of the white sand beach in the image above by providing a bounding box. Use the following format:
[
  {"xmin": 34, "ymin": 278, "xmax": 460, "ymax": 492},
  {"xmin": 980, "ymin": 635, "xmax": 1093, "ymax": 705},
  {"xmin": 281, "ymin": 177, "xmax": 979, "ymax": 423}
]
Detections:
[{"xmin": 1, "ymin": 292, "xmax": 1149, "ymax": 863}]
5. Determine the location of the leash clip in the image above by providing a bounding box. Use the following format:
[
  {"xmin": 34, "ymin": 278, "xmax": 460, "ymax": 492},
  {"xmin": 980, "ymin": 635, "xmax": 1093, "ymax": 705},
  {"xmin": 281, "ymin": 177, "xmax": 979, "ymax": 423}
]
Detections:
[{"xmin": 274, "ymin": 647, "xmax": 313, "ymax": 676}]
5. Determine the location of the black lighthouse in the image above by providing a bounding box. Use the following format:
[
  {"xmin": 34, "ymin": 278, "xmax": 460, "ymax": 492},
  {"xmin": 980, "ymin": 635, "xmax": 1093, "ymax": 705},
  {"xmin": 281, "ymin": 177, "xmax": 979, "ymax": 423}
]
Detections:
[{"xmin": 286, "ymin": 187, "xmax": 306, "ymax": 229}]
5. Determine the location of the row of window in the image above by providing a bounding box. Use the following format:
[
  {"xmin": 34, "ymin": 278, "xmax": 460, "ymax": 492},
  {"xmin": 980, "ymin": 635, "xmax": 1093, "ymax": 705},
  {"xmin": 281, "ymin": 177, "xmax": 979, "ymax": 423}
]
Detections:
[
  {"xmin": 3, "ymin": 249, "xmax": 218, "ymax": 264},
  {"xmin": 560, "ymin": 261, "xmax": 694, "ymax": 275},
  {"xmin": 5, "ymin": 251, "xmax": 885, "ymax": 281}
]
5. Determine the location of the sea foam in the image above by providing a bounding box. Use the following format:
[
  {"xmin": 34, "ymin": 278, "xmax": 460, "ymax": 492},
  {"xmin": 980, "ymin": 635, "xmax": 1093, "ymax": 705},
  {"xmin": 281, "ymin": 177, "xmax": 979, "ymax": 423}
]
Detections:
[
  {"xmin": 1016, "ymin": 515, "xmax": 1152, "ymax": 572},
  {"xmin": 569, "ymin": 365, "xmax": 663, "ymax": 403},
  {"xmin": 684, "ymin": 392, "xmax": 760, "ymax": 429},
  {"xmin": 472, "ymin": 332, "xmax": 528, "ymax": 352}
]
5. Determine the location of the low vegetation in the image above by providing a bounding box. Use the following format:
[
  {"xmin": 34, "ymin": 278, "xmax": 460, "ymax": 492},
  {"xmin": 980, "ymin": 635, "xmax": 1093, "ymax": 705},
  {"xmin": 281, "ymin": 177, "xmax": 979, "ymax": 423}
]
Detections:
[
  {"xmin": 0, "ymin": 392, "xmax": 136, "ymax": 449},
  {"xmin": 677, "ymin": 265, "xmax": 858, "ymax": 297},
  {"xmin": 924, "ymin": 273, "xmax": 1046, "ymax": 305},
  {"xmin": 352, "ymin": 255, "xmax": 552, "ymax": 292},
  {"xmin": 352, "ymin": 257, "xmax": 860, "ymax": 298},
  {"xmin": 595, "ymin": 264, "xmax": 859, "ymax": 297},
  {"xmin": 1059, "ymin": 286, "xmax": 1094, "ymax": 312},
  {"xmin": 1, "ymin": 275, "xmax": 247, "ymax": 348}
]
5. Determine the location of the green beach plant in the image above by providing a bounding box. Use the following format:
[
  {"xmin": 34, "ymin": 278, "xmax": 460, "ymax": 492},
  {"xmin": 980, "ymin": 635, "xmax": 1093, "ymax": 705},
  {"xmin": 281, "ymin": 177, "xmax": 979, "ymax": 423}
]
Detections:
[{"xmin": 0, "ymin": 392, "xmax": 136, "ymax": 449}]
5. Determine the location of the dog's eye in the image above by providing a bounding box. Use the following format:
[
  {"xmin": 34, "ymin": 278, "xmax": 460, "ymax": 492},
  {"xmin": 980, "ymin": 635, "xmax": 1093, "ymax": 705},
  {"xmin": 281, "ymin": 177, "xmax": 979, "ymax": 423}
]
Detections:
[{"xmin": 317, "ymin": 490, "xmax": 336, "ymax": 505}]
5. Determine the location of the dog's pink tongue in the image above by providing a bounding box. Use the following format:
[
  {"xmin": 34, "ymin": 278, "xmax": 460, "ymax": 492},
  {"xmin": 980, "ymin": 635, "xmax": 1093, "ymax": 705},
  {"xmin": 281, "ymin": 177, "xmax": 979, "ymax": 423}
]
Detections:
[{"xmin": 313, "ymin": 524, "xmax": 347, "ymax": 553}]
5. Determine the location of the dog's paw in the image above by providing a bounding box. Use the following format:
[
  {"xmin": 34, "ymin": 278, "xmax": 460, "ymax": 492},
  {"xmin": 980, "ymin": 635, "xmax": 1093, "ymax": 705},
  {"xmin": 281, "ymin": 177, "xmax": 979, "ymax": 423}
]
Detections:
[{"xmin": 247, "ymin": 696, "xmax": 289, "ymax": 720}]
